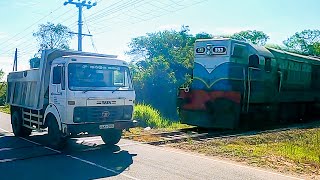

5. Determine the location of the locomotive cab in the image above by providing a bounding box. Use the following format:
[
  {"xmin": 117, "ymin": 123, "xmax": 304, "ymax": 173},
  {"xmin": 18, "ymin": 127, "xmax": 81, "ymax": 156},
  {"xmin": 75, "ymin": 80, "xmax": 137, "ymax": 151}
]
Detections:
[{"xmin": 178, "ymin": 38, "xmax": 275, "ymax": 129}]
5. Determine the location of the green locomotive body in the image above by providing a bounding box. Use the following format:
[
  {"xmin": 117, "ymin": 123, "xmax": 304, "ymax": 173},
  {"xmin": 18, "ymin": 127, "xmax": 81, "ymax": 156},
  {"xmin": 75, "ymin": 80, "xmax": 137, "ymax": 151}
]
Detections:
[{"xmin": 177, "ymin": 38, "xmax": 320, "ymax": 129}]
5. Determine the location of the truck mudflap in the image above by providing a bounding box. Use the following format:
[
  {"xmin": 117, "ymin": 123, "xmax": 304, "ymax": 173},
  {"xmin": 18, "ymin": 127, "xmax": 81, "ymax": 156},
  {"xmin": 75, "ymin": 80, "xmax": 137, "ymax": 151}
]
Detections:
[{"xmin": 64, "ymin": 120, "xmax": 138, "ymax": 136}]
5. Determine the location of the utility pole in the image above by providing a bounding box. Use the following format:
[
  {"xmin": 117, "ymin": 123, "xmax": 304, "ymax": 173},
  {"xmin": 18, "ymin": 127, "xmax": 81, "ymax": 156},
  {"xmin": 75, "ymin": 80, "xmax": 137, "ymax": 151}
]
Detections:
[
  {"xmin": 13, "ymin": 48, "xmax": 17, "ymax": 71},
  {"xmin": 63, "ymin": 0, "xmax": 97, "ymax": 51}
]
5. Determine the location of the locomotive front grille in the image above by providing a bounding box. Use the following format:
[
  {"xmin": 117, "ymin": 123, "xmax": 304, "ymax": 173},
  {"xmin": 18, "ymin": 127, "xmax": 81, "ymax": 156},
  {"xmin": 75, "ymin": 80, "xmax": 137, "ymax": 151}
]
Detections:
[{"xmin": 73, "ymin": 106, "xmax": 132, "ymax": 123}]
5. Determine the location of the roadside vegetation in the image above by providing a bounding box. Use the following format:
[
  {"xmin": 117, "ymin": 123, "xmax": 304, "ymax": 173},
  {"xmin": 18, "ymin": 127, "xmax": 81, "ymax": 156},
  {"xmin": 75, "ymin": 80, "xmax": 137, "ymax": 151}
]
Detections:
[
  {"xmin": 169, "ymin": 128, "xmax": 320, "ymax": 177},
  {"xmin": 0, "ymin": 104, "xmax": 10, "ymax": 114},
  {"xmin": 133, "ymin": 104, "xmax": 187, "ymax": 129},
  {"xmin": 124, "ymin": 104, "xmax": 190, "ymax": 141}
]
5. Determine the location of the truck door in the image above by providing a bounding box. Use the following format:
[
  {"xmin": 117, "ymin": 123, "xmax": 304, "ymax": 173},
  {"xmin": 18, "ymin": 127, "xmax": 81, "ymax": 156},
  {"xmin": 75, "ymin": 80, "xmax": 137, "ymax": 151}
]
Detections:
[{"xmin": 50, "ymin": 64, "xmax": 67, "ymax": 122}]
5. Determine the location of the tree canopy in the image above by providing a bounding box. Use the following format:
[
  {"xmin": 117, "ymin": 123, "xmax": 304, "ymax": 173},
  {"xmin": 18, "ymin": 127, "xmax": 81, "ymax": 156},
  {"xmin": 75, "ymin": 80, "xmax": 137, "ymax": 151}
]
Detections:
[
  {"xmin": 127, "ymin": 29, "xmax": 199, "ymax": 118},
  {"xmin": 33, "ymin": 22, "xmax": 73, "ymax": 50},
  {"xmin": 30, "ymin": 22, "xmax": 74, "ymax": 68},
  {"xmin": 0, "ymin": 69, "xmax": 4, "ymax": 81},
  {"xmin": 0, "ymin": 69, "xmax": 6, "ymax": 105},
  {"xmin": 231, "ymin": 30, "xmax": 269, "ymax": 46},
  {"xmin": 283, "ymin": 29, "xmax": 320, "ymax": 56}
]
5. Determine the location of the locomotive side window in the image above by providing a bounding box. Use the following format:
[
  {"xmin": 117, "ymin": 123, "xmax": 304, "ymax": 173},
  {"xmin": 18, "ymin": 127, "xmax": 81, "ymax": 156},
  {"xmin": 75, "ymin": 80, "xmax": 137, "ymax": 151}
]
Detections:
[
  {"xmin": 249, "ymin": 54, "xmax": 259, "ymax": 68},
  {"xmin": 232, "ymin": 44, "xmax": 246, "ymax": 58},
  {"xmin": 265, "ymin": 58, "xmax": 272, "ymax": 72}
]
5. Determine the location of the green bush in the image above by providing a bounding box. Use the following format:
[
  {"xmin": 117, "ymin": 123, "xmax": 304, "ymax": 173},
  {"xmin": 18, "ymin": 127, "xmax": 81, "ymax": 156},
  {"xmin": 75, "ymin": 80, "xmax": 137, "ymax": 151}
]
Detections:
[
  {"xmin": 133, "ymin": 104, "xmax": 170, "ymax": 128},
  {"xmin": 0, "ymin": 104, "xmax": 10, "ymax": 114},
  {"xmin": 133, "ymin": 104, "xmax": 191, "ymax": 130}
]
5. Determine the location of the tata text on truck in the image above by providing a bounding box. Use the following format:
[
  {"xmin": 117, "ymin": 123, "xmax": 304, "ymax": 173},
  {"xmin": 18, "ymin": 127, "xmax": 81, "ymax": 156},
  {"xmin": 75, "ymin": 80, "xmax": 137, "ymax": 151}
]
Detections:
[{"xmin": 7, "ymin": 49, "xmax": 136, "ymax": 148}]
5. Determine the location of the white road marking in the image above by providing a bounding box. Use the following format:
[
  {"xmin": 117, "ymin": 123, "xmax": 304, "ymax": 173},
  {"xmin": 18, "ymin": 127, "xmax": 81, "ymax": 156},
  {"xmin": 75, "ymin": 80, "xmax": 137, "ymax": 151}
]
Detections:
[
  {"xmin": 0, "ymin": 127, "xmax": 139, "ymax": 180},
  {"xmin": 66, "ymin": 155, "xmax": 139, "ymax": 180}
]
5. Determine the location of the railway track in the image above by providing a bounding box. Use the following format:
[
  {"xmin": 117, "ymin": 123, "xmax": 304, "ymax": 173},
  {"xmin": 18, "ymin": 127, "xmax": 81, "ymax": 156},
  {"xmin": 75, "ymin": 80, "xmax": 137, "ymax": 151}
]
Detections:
[{"xmin": 123, "ymin": 120, "xmax": 320, "ymax": 146}]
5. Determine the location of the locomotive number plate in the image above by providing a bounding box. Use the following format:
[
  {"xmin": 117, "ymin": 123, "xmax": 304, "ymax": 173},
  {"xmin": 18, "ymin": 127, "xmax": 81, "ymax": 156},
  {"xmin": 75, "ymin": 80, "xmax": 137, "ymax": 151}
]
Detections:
[
  {"xmin": 99, "ymin": 124, "xmax": 114, "ymax": 129},
  {"xmin": 212, "ymin": 46, "xmax": 227, "ymax": 54}
]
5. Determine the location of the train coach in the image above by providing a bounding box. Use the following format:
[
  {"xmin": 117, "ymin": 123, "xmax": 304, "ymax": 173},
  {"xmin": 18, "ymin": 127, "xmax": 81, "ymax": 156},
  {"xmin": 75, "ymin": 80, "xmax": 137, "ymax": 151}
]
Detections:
[{"xmin": 177, "ymin": 38, "xmax": 320, "ymax": 129}]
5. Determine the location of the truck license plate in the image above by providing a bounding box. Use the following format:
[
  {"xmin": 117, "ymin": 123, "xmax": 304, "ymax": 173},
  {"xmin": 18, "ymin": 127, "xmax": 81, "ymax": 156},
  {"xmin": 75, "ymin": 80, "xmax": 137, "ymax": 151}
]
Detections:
[{"xmin": 99, "ymin": 124, "xmax": 114, "ymax": 129}]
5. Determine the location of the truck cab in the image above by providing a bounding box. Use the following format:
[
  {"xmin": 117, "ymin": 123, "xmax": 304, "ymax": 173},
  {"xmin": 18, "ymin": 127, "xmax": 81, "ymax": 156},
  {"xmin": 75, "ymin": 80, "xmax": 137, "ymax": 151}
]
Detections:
[{"xmin": 7, "ymin": 49, "xmax": 136, "ymax": 148}]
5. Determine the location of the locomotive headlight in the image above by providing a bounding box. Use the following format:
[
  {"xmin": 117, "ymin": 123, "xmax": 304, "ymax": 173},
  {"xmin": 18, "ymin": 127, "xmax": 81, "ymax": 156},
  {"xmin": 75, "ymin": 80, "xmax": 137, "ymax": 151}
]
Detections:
[{"xmin": 206, "ymin": 45, "xmax": 212, "ymax": 55}]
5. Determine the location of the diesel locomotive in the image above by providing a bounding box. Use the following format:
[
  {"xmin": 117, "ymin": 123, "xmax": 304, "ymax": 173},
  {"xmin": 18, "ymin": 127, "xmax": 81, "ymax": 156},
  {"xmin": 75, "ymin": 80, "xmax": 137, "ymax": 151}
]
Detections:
[{"xmin": 177, "ymin": 38, "xmax": 320, "ymax": 129}]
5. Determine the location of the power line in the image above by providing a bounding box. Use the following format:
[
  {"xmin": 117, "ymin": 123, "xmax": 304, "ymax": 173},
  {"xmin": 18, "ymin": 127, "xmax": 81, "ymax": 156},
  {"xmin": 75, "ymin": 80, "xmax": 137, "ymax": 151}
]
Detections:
[
  {"xmin": 1, "ymin": 0, "xmax": 145, "ymax": 55},
  {"xmin": 86, "ymin": 0, "xmax": 145, "ymax": 25},
  {"xmin": 93, "ymin": 0, "xmax": 209, "ymax": 35},
  {"xmin": 83, "ymin": 14, "xmax": 98, "ymax": 52},
  {"xmin": 0, "ymin": 5, "xmax": 63, "ymax": 49}
]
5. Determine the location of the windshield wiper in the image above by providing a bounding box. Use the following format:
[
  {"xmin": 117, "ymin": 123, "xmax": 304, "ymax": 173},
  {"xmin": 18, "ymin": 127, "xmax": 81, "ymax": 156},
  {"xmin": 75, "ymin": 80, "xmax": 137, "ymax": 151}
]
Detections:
[
  {"xmin": 82, "ymin": 87, "xmax": 99, "ymax": 93},
  {"xmin": 112, "ymin": 87, "xmax": 121, "ymax": 93}
]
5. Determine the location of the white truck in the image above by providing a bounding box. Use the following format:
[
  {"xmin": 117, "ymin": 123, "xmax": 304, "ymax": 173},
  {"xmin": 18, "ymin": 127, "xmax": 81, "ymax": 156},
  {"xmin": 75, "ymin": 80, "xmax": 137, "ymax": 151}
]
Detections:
[{"xmin": 6, "ymin": 49, "xmax": 136, "ymax": 148}]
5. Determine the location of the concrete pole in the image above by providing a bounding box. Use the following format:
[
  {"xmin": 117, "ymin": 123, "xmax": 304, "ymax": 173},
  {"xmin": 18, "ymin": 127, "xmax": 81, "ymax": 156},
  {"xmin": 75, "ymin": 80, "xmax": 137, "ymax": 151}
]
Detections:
[
  {"xmin": 78, "ymin": 5, "xmax": 83, "ymax": 51},
  {"xmin": 64, "ymin": 0, "xmax": 97, "ymax": 51}
]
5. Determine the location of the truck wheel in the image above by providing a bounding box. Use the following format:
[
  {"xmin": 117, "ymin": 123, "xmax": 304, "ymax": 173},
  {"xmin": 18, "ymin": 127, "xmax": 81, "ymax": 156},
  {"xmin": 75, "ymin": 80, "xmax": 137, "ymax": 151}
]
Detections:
[
  {"xmin": 48, "ymin": 116, "xmax": 66, "ymax": 149},
  {"xmin": 101, "ymin": 129, "xmax": 122, "ymax": 145},
  {"xmin": 11, "ymin": 111, "xmax": 32, "ymax": 137}
]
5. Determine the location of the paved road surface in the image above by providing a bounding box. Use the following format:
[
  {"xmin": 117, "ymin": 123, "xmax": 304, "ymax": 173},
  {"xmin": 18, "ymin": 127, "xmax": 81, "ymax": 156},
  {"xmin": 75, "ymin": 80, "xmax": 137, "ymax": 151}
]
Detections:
[{"xmin": 0, "ymin": 112, "xmax": 302, "ymax": 180}]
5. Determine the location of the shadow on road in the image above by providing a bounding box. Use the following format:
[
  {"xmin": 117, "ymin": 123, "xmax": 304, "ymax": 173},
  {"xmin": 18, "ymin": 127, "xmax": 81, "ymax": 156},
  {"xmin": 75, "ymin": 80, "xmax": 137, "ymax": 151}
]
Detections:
[{"xmin": 0, "ymin": 134, "xmax": 137, "ymax": 180}]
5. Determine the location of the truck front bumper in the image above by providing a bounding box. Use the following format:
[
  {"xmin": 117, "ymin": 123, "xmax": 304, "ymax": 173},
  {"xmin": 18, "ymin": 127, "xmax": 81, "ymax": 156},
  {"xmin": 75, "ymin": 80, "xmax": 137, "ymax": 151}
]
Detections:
[{"xmin": 63, "ymin": 120, "xmax": 138, "ymax": 136}]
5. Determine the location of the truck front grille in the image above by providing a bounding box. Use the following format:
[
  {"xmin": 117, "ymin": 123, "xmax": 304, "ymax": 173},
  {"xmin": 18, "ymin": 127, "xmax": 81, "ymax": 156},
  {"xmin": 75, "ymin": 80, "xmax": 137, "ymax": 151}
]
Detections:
[{"xmin": 73, "ymin": 106, "xmax": 132, "ymax": 123}]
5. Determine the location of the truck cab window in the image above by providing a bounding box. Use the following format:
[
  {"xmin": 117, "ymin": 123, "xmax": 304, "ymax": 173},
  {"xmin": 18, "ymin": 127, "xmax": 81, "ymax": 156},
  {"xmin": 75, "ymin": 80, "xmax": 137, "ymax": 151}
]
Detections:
[
  {"xmin": 249, "ymin": 54, "xmax": 259, "ymax": 68},
  {"xmin": 53, "ymin": 66, "xmax": 62, "ymax": 84}
]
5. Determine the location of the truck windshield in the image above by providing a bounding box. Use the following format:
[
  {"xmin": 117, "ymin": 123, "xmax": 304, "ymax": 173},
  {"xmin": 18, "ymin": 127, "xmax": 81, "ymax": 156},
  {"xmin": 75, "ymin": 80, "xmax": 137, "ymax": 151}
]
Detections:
[{"xmin": 68, "ymin": 63, "xmax": 133, "ymax": 91}]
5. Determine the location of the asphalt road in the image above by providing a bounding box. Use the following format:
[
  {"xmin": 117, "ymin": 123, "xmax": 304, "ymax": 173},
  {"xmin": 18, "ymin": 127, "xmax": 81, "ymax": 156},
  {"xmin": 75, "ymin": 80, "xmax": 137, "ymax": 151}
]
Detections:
[{"xmin": 0, "ymin": 112, "xmax": 303, "ymax": 180}]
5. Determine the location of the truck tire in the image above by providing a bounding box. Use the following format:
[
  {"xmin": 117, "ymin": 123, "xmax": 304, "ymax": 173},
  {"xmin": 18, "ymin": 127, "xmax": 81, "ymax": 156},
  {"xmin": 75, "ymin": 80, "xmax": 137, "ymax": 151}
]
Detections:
[
  {"xmin": 11, "ymin": 111, "xmax": 32, "ymax": 137},
  {"xmin": 47, "ymin": 116, "xmax": 66, "ymax": 149},
  {"xmin": 101, "ymin": 129, "xmax": 122, "ymax": 145}
]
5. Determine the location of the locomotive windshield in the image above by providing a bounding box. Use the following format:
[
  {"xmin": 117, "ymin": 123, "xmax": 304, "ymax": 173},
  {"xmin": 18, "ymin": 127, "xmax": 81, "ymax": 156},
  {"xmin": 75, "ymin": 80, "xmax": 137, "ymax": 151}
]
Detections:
[{"xmin": 68, "ymin": 63, "xmax": 133, "ymax": 91}]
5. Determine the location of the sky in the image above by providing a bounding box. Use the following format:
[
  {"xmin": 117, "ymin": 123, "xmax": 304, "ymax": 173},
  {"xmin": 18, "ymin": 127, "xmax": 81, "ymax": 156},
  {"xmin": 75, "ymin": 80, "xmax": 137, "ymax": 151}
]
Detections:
[{"xmin": 0, "ymin": 0, "xmax": 320, "ymax": 79}]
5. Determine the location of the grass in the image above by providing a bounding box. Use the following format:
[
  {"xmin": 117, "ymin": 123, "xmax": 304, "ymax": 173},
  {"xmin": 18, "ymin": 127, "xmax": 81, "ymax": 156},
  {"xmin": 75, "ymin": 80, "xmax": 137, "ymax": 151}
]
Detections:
[
  {"xmin": 133, "ymin": 104, "xmax": 189, "ymax": 130},
  {"xmin": 170, "ymin": 128, "xmax": 320, "ymax": 177},
  {"xmin": 123, "ymin": 104, "xmax": 191, "ymax": 142},
  {"xmin": 0, "ymin": 104, "xmax": 10, "ymax": 114}
]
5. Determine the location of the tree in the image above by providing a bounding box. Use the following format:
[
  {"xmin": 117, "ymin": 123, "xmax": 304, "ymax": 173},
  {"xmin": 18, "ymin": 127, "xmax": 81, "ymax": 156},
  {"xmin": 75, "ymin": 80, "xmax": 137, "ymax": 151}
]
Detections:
[
  {"xmin": 231, "ymin": 30, "xmax": 269, "ymax": 46},
  {"xmin": 33, "ymin": 22, "xmax": 73, "ymax": 50},
  {"xmin": 283, "ymin": 30, "xmax": 320, "ymax": 56},
  {"xmin": 0, "ymin": 69, "xmax": 6, "ymax": 105},
  {"xmin": 127, "ymin": 29, "xmax": 195, "ymax": 82},
  {"xmin": 195, "ymin": 32, "xmax": 213, "ymax": 40},
  {"xmin": 127, "ymin": 28, "xmax": 196, "ymax": 118},
  {"xmin": 133, "ymin": 56, "xmax": 178, "ymax": 117},
  {"xmin": 30, "ymin": 22, "xmax": 74, "ymax": 68},
  {"xmin": 265, "ymin": 44, "xmax": 285, "ymax": 50},
  {"xmin": 0, "ymin": 69, "xmax": 4, "ymax": 81}
]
